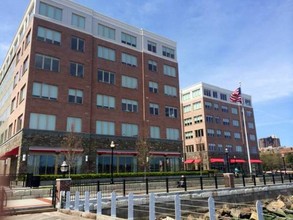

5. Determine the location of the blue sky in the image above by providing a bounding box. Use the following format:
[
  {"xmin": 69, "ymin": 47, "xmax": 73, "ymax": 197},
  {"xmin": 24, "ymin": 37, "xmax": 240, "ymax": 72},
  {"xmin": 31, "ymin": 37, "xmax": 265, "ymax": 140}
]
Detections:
[{"xmin": 0, "ymin": 0, "xmax": 292, "ymax": 146}]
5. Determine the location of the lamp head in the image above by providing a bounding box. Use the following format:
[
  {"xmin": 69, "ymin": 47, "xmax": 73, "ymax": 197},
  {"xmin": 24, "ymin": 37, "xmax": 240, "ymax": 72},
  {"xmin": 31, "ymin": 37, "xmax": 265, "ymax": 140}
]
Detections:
[
  {"xmin": 60, "ymin": 161, "xmax": 68, "ymax": 173},
  {"xmin": 110, "ymin": 141, "xmax": 115, "ymax": 148}
]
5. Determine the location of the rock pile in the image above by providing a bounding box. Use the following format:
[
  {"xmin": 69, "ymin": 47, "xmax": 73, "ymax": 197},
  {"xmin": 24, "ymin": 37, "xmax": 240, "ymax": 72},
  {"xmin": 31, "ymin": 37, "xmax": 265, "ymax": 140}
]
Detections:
[{"xmin": 159, "ymin": 195, "xmax": 293, "ymax": 220}]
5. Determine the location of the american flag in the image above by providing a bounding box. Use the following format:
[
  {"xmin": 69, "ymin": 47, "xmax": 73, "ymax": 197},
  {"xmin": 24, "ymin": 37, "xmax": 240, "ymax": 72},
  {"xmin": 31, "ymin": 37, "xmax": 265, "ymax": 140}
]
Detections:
[{"xmin": 230, "ymin": 87, "xmax": 242, "ymax": 103}]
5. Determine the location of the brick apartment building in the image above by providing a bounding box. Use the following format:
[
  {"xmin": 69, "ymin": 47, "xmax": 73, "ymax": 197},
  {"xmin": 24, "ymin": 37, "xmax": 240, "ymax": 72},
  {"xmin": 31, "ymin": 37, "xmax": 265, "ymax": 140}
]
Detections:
[
  {"xmin": 181, "ymin": 83, "xmax": 261, "ymax": 174},
  {"xmin": 259, "ymin": 135, "xmax": 281, "ymax": 149},
  {"xmin": 0, "ymin": 0, "xmax": 182, "ymax": 176}
]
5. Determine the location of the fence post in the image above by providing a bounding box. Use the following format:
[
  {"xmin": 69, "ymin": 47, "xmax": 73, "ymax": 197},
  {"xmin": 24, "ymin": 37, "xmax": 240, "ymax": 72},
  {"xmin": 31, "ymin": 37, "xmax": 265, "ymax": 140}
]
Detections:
[
  {"xmin": 96, "ymin": 191, "xmax": 102, "ymax": 215},
  {"xmin": 128, "ymin": 193, "xmax": 134, "ymax": 220},
  {"xmin": 123, "ymin": 179, "xmax": 126, "ymax": 196},
  {"xmin": 252, "ymin": 175, "xmax": 256, "ymax": 186},
  {"xmin": 175, "ymin": 194, "xmax": 181, "ymax": 220},
  {"xmin": 272, "ymin": 174, "xmax": 275, "ymax": 184},
  {"xmin": 97, "ymin": 180, "xmax": 100, "ymax": 192},
  {"xmin": 65, "ymin": 191, "xmax": 70, "ymax": 210},
  {"xmin": 262, "ymin": 175, "xmax": 266, "ymax": 185},
  {"xmin": 256, "ymin": 200, "xmax": 264, "ymax": 220},
  {"xmin": 200, "ymin": 176, "xmax": 203, "ymax": 190},
  {"xmin": 149, "ymin": 193, "xmax": 155, "ymax": 220},
  {"xmin": 214, "ymin": 175, "xmax": 218, "ymax": 189},
  {"xmin": 84, "ymin": 191, "xmax": 89, "ymax": 213},
  {"xmin": 184, "ymin": 176, "xmax": 187, "ymax": 191},
  {"xmin": 146, "ymin": 178, "xmax": 149, "ymax": 195},
  {"xmin": 281, "ymin": 173, "xmax": 284, "ymax": 183},
  {"xmin": 289, "ymin": 174, "xmax": 292, "ymax": 183},
  {"xmin": 166, "ymin": 177, "xmax": 169, "ymax": 193},
  {"xmin": 74, "ymin": 191, "xmax": 80, "ymax": 211},
  {"xmin": 208, "ymin": 196, "xmax": 216, "ymax": 220},
  {"xmin": 242, "ymin": 174, "xmax": 246, "ymax": 187},
  {"xmin": 52, "ymin": 183, "xmax": 56, "ymax": 208},
  {"xmin": 111, "ymin": 191, "xmax": 116, "ymax": 218}
]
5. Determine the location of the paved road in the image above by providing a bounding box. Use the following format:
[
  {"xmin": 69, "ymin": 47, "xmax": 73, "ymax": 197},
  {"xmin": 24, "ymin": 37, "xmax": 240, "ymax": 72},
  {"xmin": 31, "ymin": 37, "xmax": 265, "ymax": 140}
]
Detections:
[{"xmin": 2, "ymin": 211, "xmax": 91, "ymax": 220}]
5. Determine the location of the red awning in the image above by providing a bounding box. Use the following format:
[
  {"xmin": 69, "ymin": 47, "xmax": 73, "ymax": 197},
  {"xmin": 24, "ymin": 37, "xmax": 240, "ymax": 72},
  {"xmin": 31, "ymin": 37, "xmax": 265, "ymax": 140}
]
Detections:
[
  {"xmin": 210, "ymin": 158, "xmax": 224, "ymax": 163},
  {"xmin": 97, "ymin": 150, "xmax": 137, "ymax": 155},
  {"xmin": 29, "ymin": 147, "xmax": 83, "ymax": 153},
  {"xmin": 194, "ymin": 159, "xmax": 201, "ymax": 163},
  {"xmin": 149, "ymin": 151, "xmax": 181, "ymax": 156},
  {"xmin": 184, "ymin": 159, "xmax": 194, "ymax": 164},
  {"xmin": 230, "ymin": 159, "xmax": 246, "ymax": 163},
  {"xmin": 250, "ymin": 159, "xmax": 262, "ymax": 163},
  {"xmin": 0, "ymin": 147, "xmax": 19, "ymax": 160}
]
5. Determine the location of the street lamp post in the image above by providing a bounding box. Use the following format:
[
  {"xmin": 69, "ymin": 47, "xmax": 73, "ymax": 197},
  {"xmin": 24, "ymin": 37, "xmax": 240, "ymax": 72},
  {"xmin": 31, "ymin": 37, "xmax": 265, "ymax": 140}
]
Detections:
[
  {"xmin": 110, "ymin": 141, "xmax": 115, "ymax": 184},
  {"xmin": 282, "ymin": 154, "xmax": 286, "ymax": 174},
  {"xmin": 60, "ymin": 161, "xmax": 69, "ymax": 178},
  {"xmin": 225, "ymin": 148, "xmax": 230, "ymax": 173}
]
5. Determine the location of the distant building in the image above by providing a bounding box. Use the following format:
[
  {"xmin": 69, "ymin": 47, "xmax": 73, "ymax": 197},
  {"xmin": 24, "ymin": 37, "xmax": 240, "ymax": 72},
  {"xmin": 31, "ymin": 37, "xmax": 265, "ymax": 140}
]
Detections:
[
  {"xmin": 259, "ymin": 135, "xmax": 281, "ymax": 149},
  {"xmin": 0, "ymin": 0, "xmax": 182, "ymax": 176},
  {"xmin": 181, "ymin": 82, "xmax": 261, "ymax": 174}
]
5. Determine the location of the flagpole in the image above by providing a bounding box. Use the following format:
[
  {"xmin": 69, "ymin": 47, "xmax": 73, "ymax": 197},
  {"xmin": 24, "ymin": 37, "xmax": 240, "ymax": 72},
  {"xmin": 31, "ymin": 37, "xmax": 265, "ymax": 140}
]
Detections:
[{"xmin": 239, "ymin": 83, "xmax": 252, "ymax": 175}]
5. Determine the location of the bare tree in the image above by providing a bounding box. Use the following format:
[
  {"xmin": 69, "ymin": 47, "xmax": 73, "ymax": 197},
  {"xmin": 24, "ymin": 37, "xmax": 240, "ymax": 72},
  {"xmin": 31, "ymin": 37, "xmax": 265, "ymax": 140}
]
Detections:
[
  {"xmin": 61, "ymin": 129, "xmax": 83, "ymax": 176},
  {"xmin": 136, "ymin": 138, "xmax": 150, "ymax": 172}
]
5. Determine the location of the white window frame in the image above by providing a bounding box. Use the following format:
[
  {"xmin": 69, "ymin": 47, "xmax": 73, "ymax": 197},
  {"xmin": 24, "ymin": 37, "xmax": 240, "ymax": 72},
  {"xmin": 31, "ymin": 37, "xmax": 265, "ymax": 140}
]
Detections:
[
  {"xmin": 67, "ymin": 117, "xmax": 82, "ymax": 132},
  {"xmin": 96, "ymin": 120, "xmax": 115, "ymax": 135}
]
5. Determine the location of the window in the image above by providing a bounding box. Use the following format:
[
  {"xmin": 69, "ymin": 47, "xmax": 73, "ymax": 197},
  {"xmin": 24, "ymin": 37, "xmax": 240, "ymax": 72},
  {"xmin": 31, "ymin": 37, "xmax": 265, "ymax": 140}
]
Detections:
[
  {"xmin": 246, "ymin": 111, "xmax": 253, "ymax": 117},
  {"xmin": 98, "ymin": 24, "xmax": 115, "ymax": 40},
  {"xmin": 193, "ymin": 101, "xmax": 202, "ymax": 110},
  {"xmin": 204, "ymin": 89, "xmax": 211, "ymax": 97},
  {"xmin": 223, "ymin": 118, "xmax": 230, "ymax": 125},
  {"xmin": 186, "ymin": 145, "xmax": 194, "ymax": 153},
  {"xmin": 220, "ymin": 93, "xmax": 227, "ymax": 101},
  {"xmin": 32, "ymin": 82, "xmax": 58, "ymax": 100},
  {"xmin": 208, "ymin": 144, "xmax": 216, "ymax": 151},
  {"xmin": 192, "ymin": 89, "xmax": 201, "ymax": 97},
  {"xmin": 29, "ymin": 113, "xmax": 56, "ymax": 130},
  {"xmin": 195, "ymin": 129, "xmax": 204, "ymax": 137},
  {"xmin": 212, "ymin": 91, "xmax": 218, "ymax": 98},
  {"xmin": 214, "ymin": 103, "xmax": 219, "ymax": 110},
  {"xmin": 196, "ymin": 144, "xmax": 205, "ymax": 151},
  {"xmin": 122, "ymin": 99, "xmax": 138, "ymax": 112},
  {"xmin": 71, "ymin": 36, "xmax": 85, "ymax": 52},
  {"xmin": 97, "ymin": 69, "xmax": 115, "ymax": 84},
  {"xmin": 97, "ymin": 94, "xmax": 115, "ymax": 109},
  {"xmin": 121, "ymin": 53, "xmax": 137, "ymax": 66},
  {"xmin": 71, "ymin": 13, "xmax": 85, "ymax": 29},
  {"xmin": 234, "ymin": 132, "xmax": 241, "ymax": 139},
  {"xmin": 121, "ymin": 123, "xmax": 138, "ymax": 137},
  {"xmin": 149, "ymin": 81, "xmax": 158, "ymax": 93},
  {"xmin": 236, "ymin": 146, "xmax": 243, "ymax": 152},
  {"xmin": 121, "ymin": 75, "xmax": 137, "ymax": 89},
  {"xmin": 245, "ymin": 99, "xmax": 251, "ymax": 106},
  {"xmin": 185, "ymin": 131, "xmax": 193, "ymax": 139},
  {"xmin": 182, "ymin": 92, "xmax": 190, "ymax": 101},
  {"xmin": 11, "ymin": 98, "xmax": 16, "ymax": 113},
  {"xmin": 232, "ymin": 120, "xmax": 239, "ymax": 127},
  {"xmin": 221, "ymin": 106, "xmax": 229, "ymax": 113},
  {"xmin": 184, "ymin": 118, "xmax": 192, "ymax": 126},
  {"xmin": 17, "ymin": 114, "xmax": 23, "ymax": 131},
  {"xmin": 121, "ymin": 32, "xmax": 136, "ymax": 47},
  {"xmin": 215, "ymin": 117, "xmax": 220, "ymax": 124},
  {"xmin": 216, "ymin": 130, "xmax": 221, "ymax": 137},
  {"xmin": 207, "ymin": 129, "xmax": 215, "ymax": 137},
  {"xmin": 231, "ymin": 107, "xmax": 238, "ymax": 114},
  {"xmin": 25, "ymin": 30, "xmax": 31, "ymax": 47},
  {"xmin": 70, "ymin": 62, "xmax": 84, "ymax": 78},
  {"xmin": 20, "ymin": 85, "xmax": 26, "ymax": 102},
  {"xmin": 205, "ymin": 101, "xmax": 212, "ymax": 109},
  {"xmin": 148, "ymin": 60, "xmax": 157, "ymax": 71},
  {"xmin": 226, "ymin": 145, "xmax": 233, "ymax": 152},
  {"xmin": 147, "ymin": 41, "xmax": 156, "ymax": 53},
  {"xmin": 163, "ymin": 65, "xmax": 176, "ymax": 77},
  {"xmin": 39, "ymin": 2, "xmax": 62, "ymax": 21},
  {"xmin": 16, "ymin": 50, "xmax": 21, "ymax": 64},
  {"xmin": 250, "ymin": 146, "xmax": 258, "ymax": 154},
  {"xmin": 206, "ymin": 115, "xmax": 213, "ymax": 123},
  {"xmin": 194, "ymin": 115, "xmax": 203, "ymax": 124},
  {"xmin": 224, "ymin": 131, "xmax": 231, "ymax": 138},
  {"xmin": 98, "ymin": 46, "xmax": 115, "ymax": 61},
  {"xmin": 66, "ymin": 117, "xmax": 82, "ymax": 132},
  {"xmin": 166, "ymin": 128, "xmax": 179, "ymax": 140},
  {"xmin": 249, "ymin": 134, "xmax": 256, "ymax": 141},
  {"xmin": 164, "ymin": 85, "xmax": 177, "ymax": 97},
  {"xmin": 150, "ymin": 126, "xmax": 160, "ymax": 139},
  {"xmin": 23, "ymin": 56, "xmax": 29, "ymax": 74},
  {"xmin": 218, "ymin": 144, "xmax": 223, "ymax": 151},
  {"xmin": 37, "ymin": 26, "xmax": 61, "ymax": 45},
  {"xmin": 68, "ymin": 89, "xmax": 83, "ymax": 104},
  {"xmin": 35, "ymin": 54, "xmax": 60, "ymax": 72},
  {"xmin": 149, "ymin": 103, "xmax": 159, "ymax": 115},
  {"xmin": 183, "ymin": 105, "xmax": 191, "ymax": 113},
  {"xmin": 248, "ymin": 122, "xmax": 254, "ymax": 129},
  {"xmin": 96, "ymin": 121, "xmax": 115, "ymax": 135},
  {"xmin": 162, "ymin": 46, "xmax": 175, "ymax": 59},
  {"xmin": 165, "ymin": 106, "xmax": 178, "ymax": 118}
]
